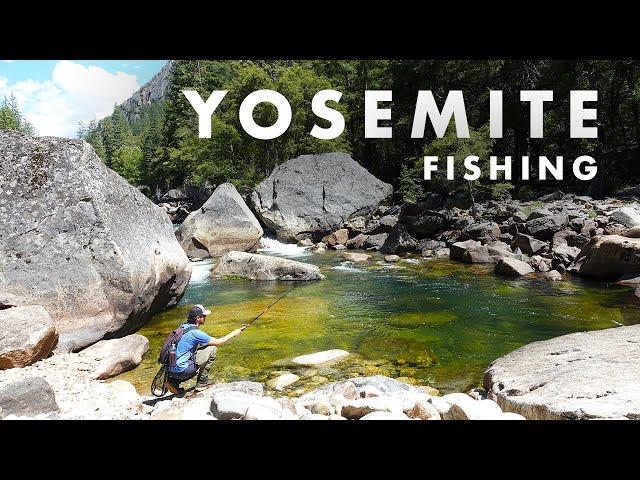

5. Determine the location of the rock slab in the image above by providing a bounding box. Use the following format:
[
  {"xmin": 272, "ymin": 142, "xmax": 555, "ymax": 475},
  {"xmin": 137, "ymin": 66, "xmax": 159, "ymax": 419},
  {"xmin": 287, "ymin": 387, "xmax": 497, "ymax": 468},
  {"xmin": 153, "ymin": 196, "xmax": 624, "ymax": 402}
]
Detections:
[
  {"xmin": 484, "ymin": 324, "xmax": 640, "ymax": 419},
  {"xmin": 211, "ymin": 251, "xmax": 324, "ymax": 281},
  {"xmin": 79, "ymin": 334, "xmax": 149, "ymax": 380}
]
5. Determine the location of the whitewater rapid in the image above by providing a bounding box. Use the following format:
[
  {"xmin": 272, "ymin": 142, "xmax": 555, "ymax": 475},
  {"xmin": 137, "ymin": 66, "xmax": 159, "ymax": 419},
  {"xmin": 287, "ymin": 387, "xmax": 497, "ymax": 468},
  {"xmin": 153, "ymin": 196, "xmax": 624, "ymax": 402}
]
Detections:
[{"xmin": 257, "ymin": 236, "xmax": 312, "ymax": 258}]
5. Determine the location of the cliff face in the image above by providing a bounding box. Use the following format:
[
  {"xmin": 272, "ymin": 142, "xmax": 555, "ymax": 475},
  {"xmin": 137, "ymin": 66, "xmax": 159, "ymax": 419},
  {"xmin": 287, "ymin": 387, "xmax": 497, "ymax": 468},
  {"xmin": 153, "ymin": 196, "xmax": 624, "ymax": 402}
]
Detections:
[{"xmin": 119, "ymin": 61, "xmax": 172, "ymax": 121}]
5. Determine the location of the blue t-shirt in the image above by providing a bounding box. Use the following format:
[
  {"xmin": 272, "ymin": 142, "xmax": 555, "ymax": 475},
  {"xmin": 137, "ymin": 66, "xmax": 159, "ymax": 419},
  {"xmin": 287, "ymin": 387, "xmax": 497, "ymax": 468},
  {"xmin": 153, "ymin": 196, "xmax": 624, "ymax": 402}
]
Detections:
[{"xmin": 168, "ymin": 323, "xmax": 213, "ymax": 373}]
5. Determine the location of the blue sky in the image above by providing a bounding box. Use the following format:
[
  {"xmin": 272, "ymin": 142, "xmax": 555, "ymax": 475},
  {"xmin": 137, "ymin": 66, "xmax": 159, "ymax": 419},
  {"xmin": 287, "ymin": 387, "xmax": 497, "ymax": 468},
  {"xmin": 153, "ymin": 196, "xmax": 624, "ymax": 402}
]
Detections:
[{"xmin": 0, "ymin": 60, "xmax": 167, "ymax": 138}]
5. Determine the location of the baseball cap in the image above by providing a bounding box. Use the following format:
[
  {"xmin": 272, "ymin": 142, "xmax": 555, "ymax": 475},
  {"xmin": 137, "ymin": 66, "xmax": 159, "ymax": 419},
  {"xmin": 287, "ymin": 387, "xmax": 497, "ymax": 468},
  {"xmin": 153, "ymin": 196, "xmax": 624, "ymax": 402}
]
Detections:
[{"xmin": 188, "ymin": 304, "xmax": 212, "ymax": 319}]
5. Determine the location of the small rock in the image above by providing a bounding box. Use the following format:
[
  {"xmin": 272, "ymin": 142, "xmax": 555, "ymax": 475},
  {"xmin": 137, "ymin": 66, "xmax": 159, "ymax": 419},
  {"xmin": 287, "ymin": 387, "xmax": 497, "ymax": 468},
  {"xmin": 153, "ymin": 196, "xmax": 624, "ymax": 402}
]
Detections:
[
  {"xmin": 545, "ymin": 270, "xmax": 562, "ymax": 281},
  {"xmin": 360, "ymin": 411, "xmax": 410, "ymax": 420},
  {"xmin": 0, "ymin": 377, "xmax": 59, "ymax": 419},
  {"xmin": 384, "ymin": 255, "xmax": 400, "ymax": 263},
  {"xmin": 306, "ymin": 399, "xmax": 332, "ymax": 415},
  {"xmin": 494, "ymin": 257, "xmax": 535, "ymax": 277},
  {"xmin": 359, "ymin": 385, "xmax": 383, "ymax": 398},
  {"xmin": 328, "ymin": 414, "xmax": 347, "ymax": 420},
  {"xmin": 340, "ymin": 396, "xmax": 404, "ymax": 419},
  {"xmin": 266, "ymin": 373, "xmax": 300, "ymax": 391},
  {"xmin": 0, "ymin": 306, "xmax": 58, "ymax": 369},
  {"xmin": 297, "ymin": 238, "xmax": 314, "ymax": 247},
  {"xmin": 406, "ymin": 397, "xmax": 441, "ymax": 420},
  {"xmin": 340, "ymin": 252, "xmax": 372, "ymax": 263}
]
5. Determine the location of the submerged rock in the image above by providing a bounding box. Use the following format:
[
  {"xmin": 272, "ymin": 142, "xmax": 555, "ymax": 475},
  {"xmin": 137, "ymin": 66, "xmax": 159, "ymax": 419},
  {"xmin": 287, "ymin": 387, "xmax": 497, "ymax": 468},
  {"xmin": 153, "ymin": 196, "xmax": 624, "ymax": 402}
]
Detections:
[
  {"xmin": 251, "ymin": 152, "xmax": 392, "ymax": 241},
  {"xmin": 176, "ymin": 183, "xmax": 263, "ymax": 259},
  {"xmin": 0, "ymin": 131, "xmax": 191, "ymax": 351},
  {"xmin": 484, "ymin": 324, "xmax": 640, "ymax": 419},
  {"xmin": 0, "ymin": 306, "xmax": 58, "ymax": 369},
  {"xmin": 292, "ymin": 349, "xmax": 349, "ymax": 367},
  {"xmin": 211, "ymin": 251, "xmax": 324, "ymax": 281}
]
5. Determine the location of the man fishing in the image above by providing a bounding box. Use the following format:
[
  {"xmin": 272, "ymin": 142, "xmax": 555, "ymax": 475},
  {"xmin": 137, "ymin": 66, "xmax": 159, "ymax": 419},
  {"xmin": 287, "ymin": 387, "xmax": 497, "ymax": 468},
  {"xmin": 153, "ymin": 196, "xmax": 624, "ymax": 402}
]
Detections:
[{"xmin": 165, "ymin": 304, "xmax": 246, "ymax": 394}]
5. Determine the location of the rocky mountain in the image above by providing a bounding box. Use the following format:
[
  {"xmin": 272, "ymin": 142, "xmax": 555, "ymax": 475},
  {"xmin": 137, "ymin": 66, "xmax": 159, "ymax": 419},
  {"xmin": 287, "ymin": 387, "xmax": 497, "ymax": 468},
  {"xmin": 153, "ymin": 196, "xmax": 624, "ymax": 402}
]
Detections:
[{"xmin": 119, "ymin": 61, "xmax": 172, "ymax": 121}]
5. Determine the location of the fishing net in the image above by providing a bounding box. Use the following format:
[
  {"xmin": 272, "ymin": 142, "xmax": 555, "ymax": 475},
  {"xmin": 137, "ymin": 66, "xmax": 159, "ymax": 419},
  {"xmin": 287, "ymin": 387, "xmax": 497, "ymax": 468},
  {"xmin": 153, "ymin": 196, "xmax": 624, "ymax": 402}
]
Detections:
[{"xmin": 151, "ymin": 365, "xmax": 169, "ymax": 397}]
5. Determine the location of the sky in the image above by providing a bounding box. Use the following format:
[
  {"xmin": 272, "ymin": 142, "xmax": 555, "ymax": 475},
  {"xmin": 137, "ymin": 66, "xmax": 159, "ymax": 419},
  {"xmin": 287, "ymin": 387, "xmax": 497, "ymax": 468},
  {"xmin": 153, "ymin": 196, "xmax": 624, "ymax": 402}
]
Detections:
[{"xmin": 0, "ymin": 60, "xmax": 167, "ymax": 138}]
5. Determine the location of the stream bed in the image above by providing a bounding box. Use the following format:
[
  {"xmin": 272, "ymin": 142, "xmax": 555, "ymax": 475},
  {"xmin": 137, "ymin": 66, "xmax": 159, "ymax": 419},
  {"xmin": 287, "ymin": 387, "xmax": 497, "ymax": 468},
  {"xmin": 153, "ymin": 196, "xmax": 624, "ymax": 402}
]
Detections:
[{"xmin": 118, "ymin": 238, "xmax": 640, "ymax": 395}]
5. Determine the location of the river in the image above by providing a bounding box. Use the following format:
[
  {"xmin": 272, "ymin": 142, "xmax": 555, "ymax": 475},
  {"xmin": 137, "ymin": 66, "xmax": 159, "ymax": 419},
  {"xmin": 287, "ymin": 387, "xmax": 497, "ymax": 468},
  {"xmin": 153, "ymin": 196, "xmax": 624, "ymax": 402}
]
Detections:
[{"xmin": 118, "ymin": 237, "xmax": 640, "ymax": 395}]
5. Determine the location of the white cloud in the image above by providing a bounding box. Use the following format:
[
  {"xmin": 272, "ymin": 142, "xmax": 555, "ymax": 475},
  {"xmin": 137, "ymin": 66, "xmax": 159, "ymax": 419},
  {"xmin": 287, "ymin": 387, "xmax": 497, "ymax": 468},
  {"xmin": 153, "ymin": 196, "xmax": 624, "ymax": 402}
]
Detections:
[{"xmin": 0, "ymin": 61, "xmax": 140, "ymax": 138}]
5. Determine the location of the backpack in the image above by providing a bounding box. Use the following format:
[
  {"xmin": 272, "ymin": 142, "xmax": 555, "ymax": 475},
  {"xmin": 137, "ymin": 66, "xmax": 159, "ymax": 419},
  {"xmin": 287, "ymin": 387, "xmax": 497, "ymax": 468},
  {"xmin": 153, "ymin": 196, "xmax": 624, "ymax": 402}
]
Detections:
[{"xmin": 158, "ymin": 325, "xmax": 197, "ymax": 367}]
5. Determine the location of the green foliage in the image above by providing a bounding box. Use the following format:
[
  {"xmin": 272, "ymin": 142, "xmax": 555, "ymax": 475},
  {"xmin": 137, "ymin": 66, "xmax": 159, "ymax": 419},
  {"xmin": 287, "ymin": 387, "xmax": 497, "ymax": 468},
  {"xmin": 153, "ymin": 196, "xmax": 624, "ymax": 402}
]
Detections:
[
  {"xmin": 111, "ymin": 144, "xmax": 143, "ymax": 185},
  {"xmin": 397, "ymin": 162, "xmax": 423, "ymax": 203},
  {"xmin": 0, "ymin": 94, "xmax": 34, "ymax": 134}
]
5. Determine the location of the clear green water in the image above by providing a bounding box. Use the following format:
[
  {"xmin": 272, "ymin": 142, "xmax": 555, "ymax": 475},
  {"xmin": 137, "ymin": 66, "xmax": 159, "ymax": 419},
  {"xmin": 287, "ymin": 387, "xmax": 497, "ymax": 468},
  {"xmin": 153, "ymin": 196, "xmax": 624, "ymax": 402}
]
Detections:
[{"xmin": 119, "ymin": 241, "xmax": 640, "ymax": 395}]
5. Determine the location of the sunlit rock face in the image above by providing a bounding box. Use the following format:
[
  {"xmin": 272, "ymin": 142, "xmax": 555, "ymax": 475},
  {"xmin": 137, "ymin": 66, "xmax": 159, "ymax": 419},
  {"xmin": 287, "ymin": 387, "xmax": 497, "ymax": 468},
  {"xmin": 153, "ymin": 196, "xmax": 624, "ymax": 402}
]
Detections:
[
  {"xmin": 251, "ymin": 152, "xmax": 393, "ymax": 241},
  {"xmin": 0, "ymin": 131, "xmax": 191, "ymax": 351}
]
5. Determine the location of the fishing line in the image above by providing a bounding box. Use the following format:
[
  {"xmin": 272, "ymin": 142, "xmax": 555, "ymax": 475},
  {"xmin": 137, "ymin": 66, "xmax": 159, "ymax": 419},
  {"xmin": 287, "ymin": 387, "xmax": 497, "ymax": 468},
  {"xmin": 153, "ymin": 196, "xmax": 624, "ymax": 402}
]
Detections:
[{"xmin": 243, "ymin": 242, "xmax": 354, "ymax": 327}]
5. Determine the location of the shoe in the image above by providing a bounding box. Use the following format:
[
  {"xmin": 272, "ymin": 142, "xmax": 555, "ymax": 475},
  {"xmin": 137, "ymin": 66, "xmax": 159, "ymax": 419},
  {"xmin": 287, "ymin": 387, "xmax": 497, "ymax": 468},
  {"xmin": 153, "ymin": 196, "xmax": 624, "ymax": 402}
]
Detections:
[
  {"xmin": 166, "ymin": 378, "xmax": 185, "ymax": 395},
  {"xmin": 195, "ymin": 379, "xmax": 215, "ymax": 392}
]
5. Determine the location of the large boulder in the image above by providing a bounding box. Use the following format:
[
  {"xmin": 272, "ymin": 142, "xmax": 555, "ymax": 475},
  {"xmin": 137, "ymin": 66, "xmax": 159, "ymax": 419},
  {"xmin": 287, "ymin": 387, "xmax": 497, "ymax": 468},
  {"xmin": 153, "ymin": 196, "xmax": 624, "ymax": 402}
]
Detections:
[
  {"xmin": 0, "ymin": 306, "xmax": 58, "ymax": 369},
  {"xmin": 175, "ymin": 183, "xmax": 263, "ymax": 259},
  {"xmin": 0, "ymin": 132, "xmax": 191, "ymax": 351},
  {"xmin": 211, "ymin": 251, "xmax": 324, "ymax": 281},
  {"xmin": 78, "ymin": 334, "xmax": 149, "ymax": 380},
  {"xmin": 380, "ymin": 224, "xmax": 418, "ymax": 254},
  {"xmin": 484, "ymin": 325, "xmax": 640, "ymax": 419},
  {"xmin": 251, "ymin": 152, "xmax": 392, "ymax": 241},
  {"xmin": 569, "ymin": 235, "xmax": 640, "ymax": 279}
]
